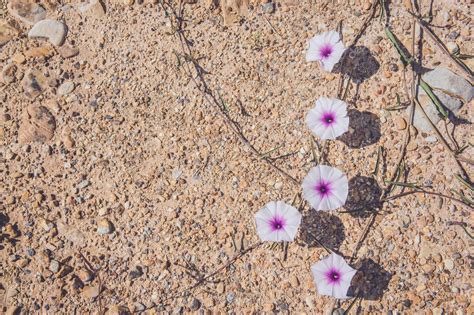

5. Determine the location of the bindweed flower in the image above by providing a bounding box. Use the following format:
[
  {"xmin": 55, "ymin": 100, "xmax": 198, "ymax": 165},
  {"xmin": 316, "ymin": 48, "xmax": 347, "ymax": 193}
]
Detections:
[
  {"xmin": 311, "ymin": 253, "xmax": 357, "ymax": 299},
  {"xmin": 306, "ymin": 30, "xmax": 345, "ymax": 72},
  {"xmin": 302, "ymin": 165, "xmax": 348, "ymax": 211},
  {"xmin": 255, "ymin": 201, "xmax": 302, "ymax": 242},
  {"xmin": 306, "ymin": 97, "xmax": 349, "ymax": 140}
]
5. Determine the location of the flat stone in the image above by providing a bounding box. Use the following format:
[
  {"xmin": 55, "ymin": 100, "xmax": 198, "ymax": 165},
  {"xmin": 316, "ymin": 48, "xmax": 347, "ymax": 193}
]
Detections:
[
  {"xmin": 12, "ymin": 52, "xmax": 26, "ymax": 64},
  {"xmin": 28, "ymin": 19, "xmax": 67, "ymax": 46},
  {"xmin": 7, "ymin": 0, "xmax": 46, "ymax": 26},
  {"xmin": 422, "ymin": 67, "xmax": 474, "ymax": 102},
  {"xmin": 18, "ymin": 104, "xmax": 56, "ymax": 144},
  {"xmin": 83, "ymin": 285, "xmax": 100, "ymax": 299},
  {"xmin": 58, "ymin": 45, "xmax": 79, "ymax": 58},
  {"xmin": 0, "ymin": 19, "xmax": 21, "ymax": 46},
  {"xmin": 97, "ymin": 219, "xmax": 114, "ymax": 234},
  {"xmin": 411, "ymin": 89, "xmax": 462, "ymax": 132},
  {"xmin": 57, "ymin": 81, "xmax": 75, "ymax": 96},
  {"xmin": 79, "ymin": 0, "xmax": 106, "ymax": 17}
]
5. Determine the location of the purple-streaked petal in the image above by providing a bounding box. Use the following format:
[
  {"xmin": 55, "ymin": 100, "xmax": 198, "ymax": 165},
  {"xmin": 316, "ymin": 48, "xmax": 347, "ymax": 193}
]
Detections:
[
  {"xmin": 321, "ymin": 41, "xmax": 346, "ymax": 72},
  {"xmin": 306, "ymin": 98, "xmax": 349, "ymax": 140},
  {"xmin": 302, "ymin": 165, "xmax": 348, "ymax": 210},
  {"xmin": 312, "ymin": 253, "xmax": 356, "ymax": 299},
  {"xmin": 255, "ymin": 201, "xmax": 302, "ymax": 242}
]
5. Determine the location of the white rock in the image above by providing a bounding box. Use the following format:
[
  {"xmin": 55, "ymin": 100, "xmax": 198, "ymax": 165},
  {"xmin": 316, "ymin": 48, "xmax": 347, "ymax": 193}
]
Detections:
[
  {"xmin": 79, "ymin": 0, "xmax": 106, "ymax": 17},
  {"xmin": 28, "ymin": 19, "xmax": 67, "ymax": 46},
  {"xmin": 422, "ymin": 67, "xmax": 474, "ymax": 102},
  {"xmin": 411, "ymin": 88, "xmax": 462, "ymax": 132}
]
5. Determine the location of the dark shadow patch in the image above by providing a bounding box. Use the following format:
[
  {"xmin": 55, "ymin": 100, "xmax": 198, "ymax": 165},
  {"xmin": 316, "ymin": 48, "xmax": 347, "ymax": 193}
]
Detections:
[
  {"xmin": 298, "ymin": 210, "xmax": 345, "ymax": 252},
  {"xmin": 0, "ymin": 212, "xmax": 11, "ymax": 250},
  {"xmin": 343, "ymin": 176, "xmax": 382, "ymax": 218},
  {"xmin": 0, "ymin": 212, "xmax": 9, "ymax": 228},
  {"xmin": 339, "ymin": 109, "xmax": 381, "ymax": 148},
  {"xmin": 348, "ymin": 258, "xmax": 392, "ymax": 300},
  {"xmin": 334, "ymin": 46, "xmax": 380, "ymax": 83}
]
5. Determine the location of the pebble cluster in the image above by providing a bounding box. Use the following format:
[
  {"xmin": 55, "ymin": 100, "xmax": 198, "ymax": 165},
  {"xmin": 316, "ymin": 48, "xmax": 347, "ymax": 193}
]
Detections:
[{"xmin": 0, "ymin": 0, "xmax": 473, "ymax": 313}]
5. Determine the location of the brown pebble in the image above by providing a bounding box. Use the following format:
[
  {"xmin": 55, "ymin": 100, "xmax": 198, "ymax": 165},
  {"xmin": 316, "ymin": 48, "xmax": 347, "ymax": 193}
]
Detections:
[
  {"xmin": 58, "ymin": 45, "xmax": 79, "ymax": 59},
  {"xmin": 5, "ymin": 195, "xmax": 16, "ymax": 205},
  {"xmin": 64, "ymin": 134, "xmax": 75, "ymax": 149},
  {"xmin": 12, "ymin": 53, "xmax": 26, "ymax": 64},
  {"xmin": 83, "ymin": 285, "xmax": 100, "ymax": 299},
  {"xmin": 395, "ymin": 117, "xmax": 407, "ymax": 130}
]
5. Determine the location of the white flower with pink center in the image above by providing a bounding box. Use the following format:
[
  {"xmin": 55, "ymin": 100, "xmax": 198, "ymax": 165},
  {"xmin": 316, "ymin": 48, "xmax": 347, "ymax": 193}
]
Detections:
[
  {"xmin": 255, "ymin": 201, "xmax": 302, "ymax": 242},
  {"xmin": 306, "ymin": 30, "xmax": 345, "ymax": 72},
  {"xmin": 311, "ymin": 253, "xmax": 357, "ymax": 299},
  {"xmin": 302, "ymin": 165, "xmax": 348, "ymax": 211},
  {"xmin": 306, "ymin": 97, "xmax": 349, "ymax": 140}
]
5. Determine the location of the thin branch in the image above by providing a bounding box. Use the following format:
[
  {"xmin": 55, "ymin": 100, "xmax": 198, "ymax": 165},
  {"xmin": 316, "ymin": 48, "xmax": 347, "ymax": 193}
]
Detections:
[
  {"xmin": 414, "ymin": 17, "xmax": 473, "ymax": 83},
  {"xmin": 160, "ymin": 1, "xmax": 299, "ymax": 186}
]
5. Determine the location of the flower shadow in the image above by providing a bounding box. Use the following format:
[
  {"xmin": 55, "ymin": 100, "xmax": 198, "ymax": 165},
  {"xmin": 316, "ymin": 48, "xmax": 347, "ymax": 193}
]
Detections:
[
  {"xmin": 343, "ymin": 176, "xmax": 382, "ymax": 218},
  {"xmin": 333, "ymin": 46, "xmax": 380, "ymax": 83},
  {"xmin": 338, "ymin": 109, "xmax": 381, "ymax": 148},
  {"xmin": 298, "ymin": 210, "xmax": 345, "ymax": 252},
  {"xmin": 348, "ymin": 258, "xmax": 392, "ymax": 300}
]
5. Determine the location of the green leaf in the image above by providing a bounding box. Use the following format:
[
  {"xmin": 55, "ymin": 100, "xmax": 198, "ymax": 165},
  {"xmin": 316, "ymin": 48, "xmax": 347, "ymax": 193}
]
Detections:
[
  {"xmin": 384, "ymin": 27, "xmax": 413, "ymax": 66},
  {"xmin": 419, "ymin": 79, "xmax": 449, "ymax": 119}
]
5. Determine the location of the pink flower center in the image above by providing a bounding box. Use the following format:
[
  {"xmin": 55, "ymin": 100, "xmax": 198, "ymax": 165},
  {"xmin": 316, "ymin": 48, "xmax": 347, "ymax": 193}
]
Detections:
[
  {"xmin": 269, "ymin": 216, "xmax": 285, "ymax": 231},
  {"xmin": 319, "ymin": 44, "xmax": 333, "ymax": 60},
  {"xmin": 321, "ymin": 112, "xmax": 336, "ymax": 127},
  {"xmin": 325, "ymin": 268, "xmax": 342, "ymax": 285},
  {"xmin": 315, "ymin": 181, "xmax": 331, "ymax": 198}
]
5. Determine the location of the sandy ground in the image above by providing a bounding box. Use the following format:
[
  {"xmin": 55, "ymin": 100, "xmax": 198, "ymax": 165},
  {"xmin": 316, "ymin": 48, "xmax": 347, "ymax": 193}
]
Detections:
[{"xmin": 1, "ymin": 0, "xmax": 473, "ymax": 313}]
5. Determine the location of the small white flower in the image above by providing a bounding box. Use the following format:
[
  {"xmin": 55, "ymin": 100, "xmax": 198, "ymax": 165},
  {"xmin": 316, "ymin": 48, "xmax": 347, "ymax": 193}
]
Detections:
[
  {"xmin": 255, "ymin": 201, "xmax": 302, "ymax": 242},
  {"xmin": 306, "ymin": 97, "xmax": 349, "ymax": 140},
  {"xmin": 311, "ymin": 253, "xmax": 357, "ymax": 299},
  {"xmin": 302, "ymin": 165, "xmax": 348, "ymax": 211},
  {"xmin": 306, "ymin": 30, "xmax": 345, "ymax": 72}
]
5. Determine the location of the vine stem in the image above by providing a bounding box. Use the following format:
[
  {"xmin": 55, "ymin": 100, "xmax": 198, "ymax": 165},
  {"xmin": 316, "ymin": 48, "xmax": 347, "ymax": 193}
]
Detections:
[
  {"xmin": 157, "ymin": 242, "xmax": 264, "ymax": 305},
  {"xmin": 159, "ymin": 1, "xmax": 299, "ymax": 186}
]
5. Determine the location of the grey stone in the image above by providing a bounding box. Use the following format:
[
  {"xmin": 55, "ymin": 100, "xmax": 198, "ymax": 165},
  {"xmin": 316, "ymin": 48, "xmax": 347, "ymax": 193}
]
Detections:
[
  {"xmin": 133, "ymin": 302, "xmax": 145, "ymax": 312},
  {"xmin": 49, "ymin": 260, "xmax": 60, "ymax": 273},
  {"xmin": 411, "ymin": 89, "xmax": 462, "ymax": 132},
  {"xmin": 226, "ymin": 292, "xmax": 235, "ymax": 304},
  {"xmin": 424, "ymin": 136, "xmax": 438, "ymax": 143},
  {"xmin": 57, "ymin": 81, "xmax": 75, "ymax": 96},
  {"xmin": 262, "ymin": 2, "xmax": 275, "ymax": 14},
  {"xmin": 28, "ymin": 19, "xmax": 67, "ymax": 46},
  {"xmin": 422, "ymin": 67, "xmax": 474, "ymax": 102},
  {"xmin": 77, "ymin": 179, "xmax": 90, "ymax": 189}
]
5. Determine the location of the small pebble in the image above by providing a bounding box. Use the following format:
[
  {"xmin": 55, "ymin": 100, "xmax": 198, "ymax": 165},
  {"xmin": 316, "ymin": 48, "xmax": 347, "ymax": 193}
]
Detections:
[
  {"xmin": 97, "ymin": 219, "xmax": 113, "ymax": 235},
  {"xmin": 57, "ymin": 81, "xmax": 75, "ymax": 96}
]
